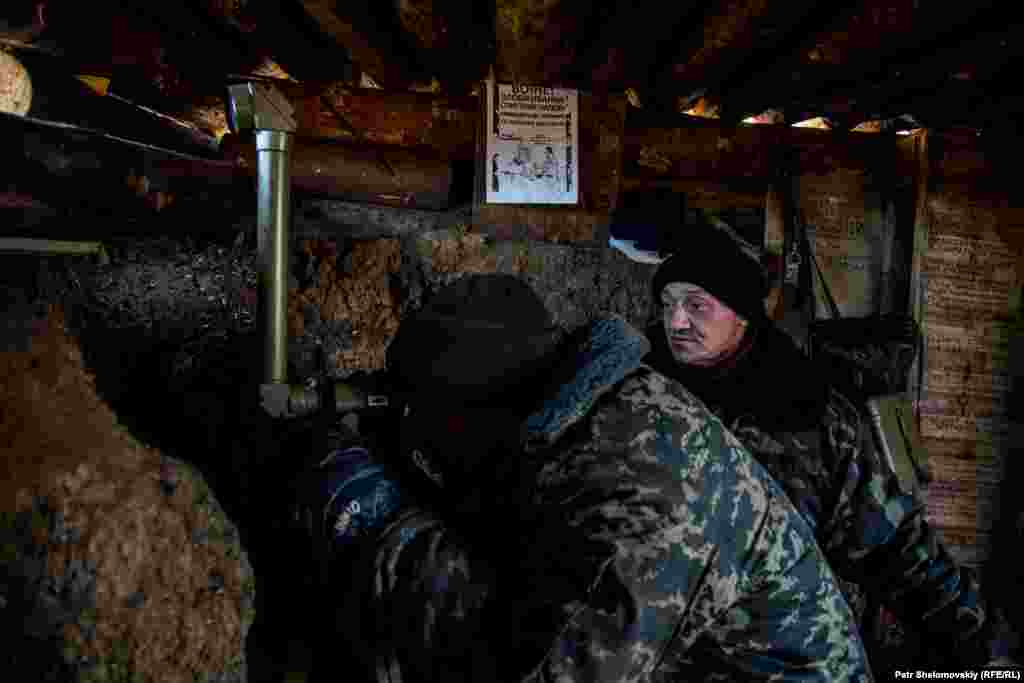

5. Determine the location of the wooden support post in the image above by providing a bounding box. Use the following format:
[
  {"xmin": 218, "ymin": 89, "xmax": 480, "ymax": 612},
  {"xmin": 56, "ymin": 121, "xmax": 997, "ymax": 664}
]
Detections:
[{"xmin": 908, "ymin": 130, "xmax": 932, "ymax": 408}]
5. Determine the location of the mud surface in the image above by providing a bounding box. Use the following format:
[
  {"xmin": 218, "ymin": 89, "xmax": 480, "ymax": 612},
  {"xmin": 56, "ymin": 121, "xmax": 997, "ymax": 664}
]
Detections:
[{"xmin": 1, "ymin": 306, "xmax": 254, "ymax": 683}]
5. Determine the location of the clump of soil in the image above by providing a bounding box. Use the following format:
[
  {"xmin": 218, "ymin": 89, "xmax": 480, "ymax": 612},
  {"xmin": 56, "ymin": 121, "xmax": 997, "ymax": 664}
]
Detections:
[
  {"xmin": 288, "ymin": 239, "xmax": 402, "ymax": 374},
  {"xmin": 426, "ymin": 230, "xmax": 502, "ymax": 274},
  {"xmin": 1, "ymin": 305, "xmax": 254, "ymax": 683}
]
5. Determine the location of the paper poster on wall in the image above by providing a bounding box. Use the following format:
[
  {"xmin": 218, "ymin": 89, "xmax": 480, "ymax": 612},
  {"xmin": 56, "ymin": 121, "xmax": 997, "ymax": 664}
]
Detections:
[{"xmin": 485, "ymin": 81, "xmax": 579, "ymax": 205}]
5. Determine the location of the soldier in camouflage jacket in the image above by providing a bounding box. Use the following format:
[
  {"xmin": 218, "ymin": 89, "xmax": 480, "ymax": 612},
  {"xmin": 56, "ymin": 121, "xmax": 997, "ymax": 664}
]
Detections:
[
  {"xmin": 323, "ymin": 275, "xmax": 870, "ymax": 682},
  {"xmin": 641, "ymin": 222, "xmax": 996, "ymax": 672}
]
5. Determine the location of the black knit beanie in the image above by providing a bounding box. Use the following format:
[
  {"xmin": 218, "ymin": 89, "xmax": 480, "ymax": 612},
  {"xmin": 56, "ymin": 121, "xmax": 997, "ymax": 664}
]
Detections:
[
  {"xmin": 386, "ymin": 274, "xmax": 562, "ymax": 406},
  {"xmin": 651, "ymin": 223, "xmax": 769, "ymax": 325}
]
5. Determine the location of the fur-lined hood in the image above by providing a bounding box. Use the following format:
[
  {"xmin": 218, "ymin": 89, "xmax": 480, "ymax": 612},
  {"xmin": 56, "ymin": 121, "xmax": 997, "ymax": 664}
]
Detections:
[{"xmin": 521, "ymin": 315, "xmax": 650, "ymax": 452}]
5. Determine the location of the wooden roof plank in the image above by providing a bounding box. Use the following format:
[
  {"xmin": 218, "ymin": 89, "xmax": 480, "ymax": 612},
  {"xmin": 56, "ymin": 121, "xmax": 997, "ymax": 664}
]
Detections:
[
  {"xmin": 195, "ymin": 0, "xmax": 357, "ymax": 83},
  {"xmin": 297, "ymin": 0, "xmax": 423, "ymax": 88},
  {"xmin": 494, "ymin": 0, "xmax": 614, "ymax": 85},
  {"xmin": 723, "ymin": 0, "xmax": 1007, "ymax": 120},
  {"xmin": 395, "ymin": 0, "xmax": 493, "ymax": 94},
  {"xmin": 657, "ymin": 0, "xmax": 851, "ymax": 111},
  {"xmin": 835, "ymin": 22, "xmax": 1024, "ymax": 123}
]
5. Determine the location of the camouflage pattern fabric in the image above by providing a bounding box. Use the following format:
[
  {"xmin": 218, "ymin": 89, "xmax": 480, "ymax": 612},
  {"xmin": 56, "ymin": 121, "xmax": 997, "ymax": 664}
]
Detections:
[
  {"xmin": 340, "ymin": 316, "xmax": 871, "ymax": 682},
  {"xmin": 642, "ymin": 322, "xmax": 990, "ymax": 672},
  {"xmin": 727, "ymin": 389, "xmax": 988, "ymax": 670}
]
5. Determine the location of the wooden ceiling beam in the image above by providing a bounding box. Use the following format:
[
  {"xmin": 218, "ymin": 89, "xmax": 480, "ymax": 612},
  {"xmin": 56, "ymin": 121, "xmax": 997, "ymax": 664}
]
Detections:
[
  {"xmin": 558, "ymin": 0, "xmax": 631, "ymax": 88},
  {"xmin": 622, "ymin": 118, "xmax": 895, "ymax": 188},
  {"xmin": 117, "ymin": 1, "xmax": 259, "ymax": 76},
  {"xmin": 807, "ymin": 1, "xmax": 1009, "ymax": 101},
  {"xmin": 297, "ymin": 0, "xmax": 424, "ymax": 88},
  {"xmin": 292, "ymin": 85, "xmax": 478, "ymax": 160},
  {"xmin": 11, "ymin": 51, "xmax": 222, "ymax": 157},
  {"xmin": 725, "ymin": 0, "xmax": 1006, "ymax": 121},
  {"xmin": 610, "ymin": 0, "xmax": 709, "ymax": 99},
  {"xmin": 557, "ymin": 0, "xmax": 710, "ymax": 95},
  {"xmin": 23, "ymin": 1, "xmax": 262, "ymax": 112},
  {"xmin": 193, "ymin": 0, "xmax": 356, "ymax": 83},
  {"xmin": 395, "ymin": 0, "xmax": 493, "ymax": 94},
  {"xmin": 837, "ymin": 22, "xmax": 1024, "ymax": 125},
  {"xmin": 701, "ymin": 0, "xmax": 865, "ymax": 121},
  {"xmin": 493, "ymin": 0, "xmax": 620, "ymax": 86},
  {"xmin": 897, "ymin": 75, "xmax": 1024, "ymax": 133},
  {"xmin": 656, "ymin": 0, "xmax": 857, "ymax": 118}
]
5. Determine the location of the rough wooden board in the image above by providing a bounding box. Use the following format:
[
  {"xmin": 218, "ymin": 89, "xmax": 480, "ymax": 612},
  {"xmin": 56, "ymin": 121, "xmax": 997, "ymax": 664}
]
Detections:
[
  {"xmin": 394, "ymin": 0, "xmax": 491, "ymax": 92},
  {"xmin": 580, "ymin": 92, "xmax": 628, "ymax": 213},
  {"xmin": 493, "ymin": 0, "xmax": 592, "ymax": 85},
  {"xmin": 561, "ymin": 0, "xmax": 643, "ymax": 89},
  {"xmin": 297, "ymin": 0, "xmax": 419, "ymax": 88},
  {"xmin": 924, "ymin": 435, "xmax": 1007, "ymax": 549},
  {"xmin": 908, "ymin": 131, "xmax": 931, "ymax": 402},
  {"xmin": 801, "ymin": 0, "xmax": 922, "ymax": 68},
  {"xmin": 763, "ymin": 187, "xmax": 786, "ymax": 320},
  {"xmin": 292, "ymin": 89, "xmax": 901, "ymax": 178},
  {"xmin": 661, "ymin": 0, "xmax": 833, "ymax": 109},
  {"xmin": 297, "ymin": 86, "xmax": 478, "ymax": 160},
  {"xmin": 732, "ymin": 1, "xmax": 1003, "ymax": 118},
  {"xmin": 914, "ymin": 138, "xmax": 1023, "ymax": 564},
  {"xmin": 670, "ymin": 0, "xmax": 772, "ymax": 76},
  {"xmin": 580, "ymin": 0, "xmax": 710, "ymax": 100},
  {"xmin": 621, "ymin": 177, "xmax": 766, "ymax": 209},
  {"xmin": 221, "ymin": 136, "xmax": 454, "ymax": 209},
  {"xmin": 797, "ymin": 168, "xmax": 873, "ymax": 317},
  {"xmin": 624, "ymin": 123, "xmax": 893, "ymax": 184},
  {"xmin": 852, "ymin": 23, "xmax": 1024, "ymax": 124}
]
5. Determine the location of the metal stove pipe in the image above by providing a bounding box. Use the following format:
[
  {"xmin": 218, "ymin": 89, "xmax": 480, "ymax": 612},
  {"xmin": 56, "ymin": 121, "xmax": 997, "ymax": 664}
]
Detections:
[
  {"xmin": 224, "ymin": 83, "xmax": 391, "ymax": 419},
  {"xmin": 226, "ymin": 82, "xmax": 298, "ymax": 416},
  {"xmin": 256, "ymin": 129, "xmax": 291, "ymax": 385}
]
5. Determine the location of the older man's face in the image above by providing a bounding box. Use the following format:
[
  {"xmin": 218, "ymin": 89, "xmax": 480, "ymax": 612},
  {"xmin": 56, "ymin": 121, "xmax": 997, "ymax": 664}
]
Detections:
[{"xmin": 661, "ymin": 282, "xmax": 748, "ymax": 367}]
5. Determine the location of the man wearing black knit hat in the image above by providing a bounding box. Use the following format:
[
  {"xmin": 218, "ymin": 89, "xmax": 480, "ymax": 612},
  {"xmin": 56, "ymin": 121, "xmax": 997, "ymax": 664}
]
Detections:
[
  {"xmin": 642, "ymin": 212, "xmax": 1014, "ymax": 674},
  {"xmin": 306, "ymin": 273, "xmax": 872, "ymax": 682}
]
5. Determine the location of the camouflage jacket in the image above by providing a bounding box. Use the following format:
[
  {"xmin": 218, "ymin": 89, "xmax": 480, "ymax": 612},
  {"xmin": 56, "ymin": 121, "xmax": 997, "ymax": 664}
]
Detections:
[
  {"xmin": 643, "ymin": 321, "xmax": 990, "ymax": 669},
  {"xmin": 341, "ymin": 316, "xmax": 871, "ymax": 682}
]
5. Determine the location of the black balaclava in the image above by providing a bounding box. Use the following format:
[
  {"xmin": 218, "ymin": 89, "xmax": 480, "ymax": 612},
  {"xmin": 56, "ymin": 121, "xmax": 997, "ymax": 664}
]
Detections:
[
  {"xmin": 386, "ymin": 273, "xmax": 563, "ymax": 502},
  {"xmin": 387, "ymin": 273, "xmax": 562, "ymax": 409}
]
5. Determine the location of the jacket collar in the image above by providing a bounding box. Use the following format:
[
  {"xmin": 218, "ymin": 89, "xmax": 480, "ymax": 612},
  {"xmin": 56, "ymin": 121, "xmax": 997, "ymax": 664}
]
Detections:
[
  {"xmin": 521, "ymin": 315, "xmax": 650, "ymax": 453},
  {"xmin": 643, "ymin": 319, "xmax": 829, "ymax": 431}
]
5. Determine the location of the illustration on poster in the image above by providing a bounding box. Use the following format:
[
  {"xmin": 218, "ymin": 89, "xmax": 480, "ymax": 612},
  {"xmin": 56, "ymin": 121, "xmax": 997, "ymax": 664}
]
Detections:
[{"xmin": 491, "ymin": 145, "xmax": 560, "ymax": 194}]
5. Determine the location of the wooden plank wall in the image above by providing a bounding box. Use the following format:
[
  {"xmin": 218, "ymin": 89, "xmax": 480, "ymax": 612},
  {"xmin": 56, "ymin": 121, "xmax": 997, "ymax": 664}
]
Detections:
[
  {"xmin": 766, "ymin": 166, "xmax": 909, "ymax": 343},
  {"xmin": 911, "ymin": 130, "xmax": 1024, "ymax": 568},
  {"xmin": 799, "ymin": 168, "xmax": 912, "ymax": 319}
]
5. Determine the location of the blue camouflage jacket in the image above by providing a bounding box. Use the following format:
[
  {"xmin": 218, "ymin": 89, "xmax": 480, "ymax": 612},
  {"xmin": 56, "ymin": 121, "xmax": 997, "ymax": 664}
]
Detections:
[
  {"xmin": 642, "ymin": 319, "xmax": 992, "ymax": 671},
  {"xmin": 340, "ymin": 316, "xmax": 872, "ymax": 682}
]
